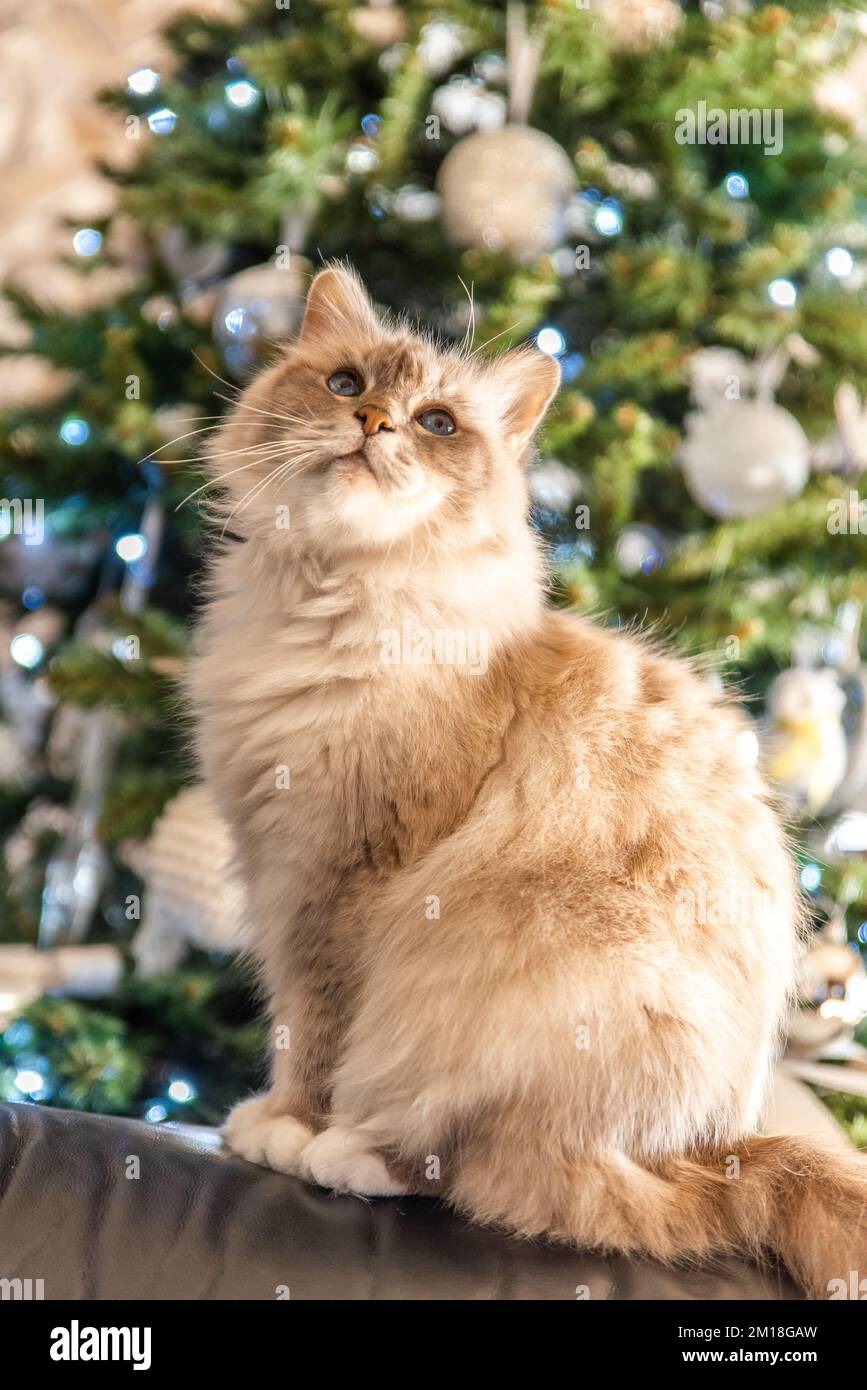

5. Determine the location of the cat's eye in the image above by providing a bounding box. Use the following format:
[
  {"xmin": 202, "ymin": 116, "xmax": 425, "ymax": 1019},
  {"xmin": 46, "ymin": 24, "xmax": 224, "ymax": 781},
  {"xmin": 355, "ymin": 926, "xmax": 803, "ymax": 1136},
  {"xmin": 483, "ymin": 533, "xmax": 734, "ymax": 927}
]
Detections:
[
  {"xmin": 327, "ymin": 369, "xmax": 363, "ymax": 397},
  {"xmin": 418, "ymin": 407, "xmax": 456, "ymax": 436}
]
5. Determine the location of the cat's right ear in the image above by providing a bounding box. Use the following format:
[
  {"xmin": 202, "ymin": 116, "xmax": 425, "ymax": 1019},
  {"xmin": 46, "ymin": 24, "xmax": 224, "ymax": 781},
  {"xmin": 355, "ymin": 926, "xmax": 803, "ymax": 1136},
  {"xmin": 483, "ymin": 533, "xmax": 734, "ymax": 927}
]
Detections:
[{"xmin": 297, "ymin": 265, "xmax": 379, "ymax": 345}]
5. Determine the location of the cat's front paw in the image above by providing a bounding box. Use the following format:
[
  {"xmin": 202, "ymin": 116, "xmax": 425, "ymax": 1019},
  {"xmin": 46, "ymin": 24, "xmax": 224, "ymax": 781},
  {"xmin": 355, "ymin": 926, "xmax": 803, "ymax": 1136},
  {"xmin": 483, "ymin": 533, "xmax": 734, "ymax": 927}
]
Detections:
[
  {"xmin": 222, "ymin": 1094, "xmax": 314, "ymax": 1175},
  {"xmin": 299, "ymin": 1124, "xmax": 407, "ymax": 1196}
]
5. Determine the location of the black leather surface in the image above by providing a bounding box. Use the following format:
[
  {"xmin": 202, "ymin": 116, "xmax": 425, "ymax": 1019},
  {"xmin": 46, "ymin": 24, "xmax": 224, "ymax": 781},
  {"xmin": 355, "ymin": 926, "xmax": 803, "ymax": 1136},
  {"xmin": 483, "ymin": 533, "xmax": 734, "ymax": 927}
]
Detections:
[{"xmin": 0, "ymin": 1102, "xmax": 800, "ymax": 1300}]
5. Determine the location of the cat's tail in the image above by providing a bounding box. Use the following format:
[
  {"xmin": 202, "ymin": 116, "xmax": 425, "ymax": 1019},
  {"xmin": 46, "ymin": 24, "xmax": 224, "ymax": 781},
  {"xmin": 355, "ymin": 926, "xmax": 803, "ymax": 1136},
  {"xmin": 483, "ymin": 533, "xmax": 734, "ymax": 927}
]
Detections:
[{"xmin": 450, "ymin": 1134, "xmax": 867, "ymax": 1297}]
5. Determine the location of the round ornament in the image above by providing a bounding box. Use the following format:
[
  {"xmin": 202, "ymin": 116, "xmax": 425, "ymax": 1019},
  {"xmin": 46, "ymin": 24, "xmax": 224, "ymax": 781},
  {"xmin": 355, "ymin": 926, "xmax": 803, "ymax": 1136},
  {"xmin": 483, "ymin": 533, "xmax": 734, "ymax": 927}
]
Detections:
[
  {"xmin": 350, "ymin": 3, "xmax": 407, "ymax": 48},
  {"xmin": 601, "ymin": 0, "xmax": 684, "ymax": 52},
  {"xmin": 436, "ymin": 125, "xmax": 575, "ymax": 260},
  {"xmin": 679, "ymin": 398, "xmax": 810, "ymax": 520},
  {"xmin": 213, "ymin": 257, "xmax": 310, "ymax": 377}
]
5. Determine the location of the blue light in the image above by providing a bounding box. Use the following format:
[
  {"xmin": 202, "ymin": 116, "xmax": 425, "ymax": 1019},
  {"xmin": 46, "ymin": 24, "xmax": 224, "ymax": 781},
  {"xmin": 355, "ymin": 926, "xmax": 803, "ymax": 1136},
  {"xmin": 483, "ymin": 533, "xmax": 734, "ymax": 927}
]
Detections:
[
  {"xmin": 825, "ymin": 247, "xmax": 854, "ymax": 279},
  {"xmin": 225, "ymin": 79, "xmax": 259, "ymax": 109},
  {"xmin": 724, "ymin": 172, "xmax": 749, "ymax": 199},
  {"xmin": 22, "ymin": 586, "xmax": 45, "ymax": 610},
  {"xmin": 10, "ymin": 634, "xmax": 44, "ymax": 669},
  {"xmin": 226, "ymin": 56, "xmax": 245, "ymax": 73},
  {"xmin": 168, "ymin": 1079, "xmax": 196, "ymax": 1103},
  {"xmin": 361, "ymin": 113, "xmax": 382, "ymax": 138},
  {"xmin": 206, "ymin": 103, "xmax": 231, "ymax": 132},
  {"xmin": 115, "ymin": 533, "xmax": 148, "ymax": 564},
  {"xmin": 858, "ymin": 923, "xmax": 867, "ymax": 945},
  {"xmin": 594, "ymin": 200, "xmax": 623, "ymax": 237},
  {"xmin": 145, "ymin": 1104, "xmax": 168, "ymax": 1124},
  {"xmin": 768, "ymin": 278, "xmax": 797, "ymax": 309},
  {"xmin": 561, "ymin": 352, "xmax": 585, "ymax": 383},
  {"xmin": 536, "ymin": 326, "xmax": 566, "ymax": 356},
  {"xmin": 73, "ymin": 228, "xmax": 102, "ymax": 257},
  {"xmin": 59, "ymin": 417, "xmax": 89, "ymax": 446},
  {"xmin": 800, "ymin": 863, "xmax": 822, "ymax": 892},
  {"xmin": 127, "ymin": 68, "xmax": 160, "ymax": 97},
  {"xmin": 147, "ymin": 107, "xmax": 177, "ymax": 135}
]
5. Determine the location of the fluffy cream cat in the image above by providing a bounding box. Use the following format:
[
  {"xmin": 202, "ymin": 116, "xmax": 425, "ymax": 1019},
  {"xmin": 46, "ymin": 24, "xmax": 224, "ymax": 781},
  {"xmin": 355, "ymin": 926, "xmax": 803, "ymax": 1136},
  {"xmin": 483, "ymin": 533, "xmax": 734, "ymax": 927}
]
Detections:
[{"xmin": 190, "ymin": 265, "xmax": 867, "ymax": 1297}]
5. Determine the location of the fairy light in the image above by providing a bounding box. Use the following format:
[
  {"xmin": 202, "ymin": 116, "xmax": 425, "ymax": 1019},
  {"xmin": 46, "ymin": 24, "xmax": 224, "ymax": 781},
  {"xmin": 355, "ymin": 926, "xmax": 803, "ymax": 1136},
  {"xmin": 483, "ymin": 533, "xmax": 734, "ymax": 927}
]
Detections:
[
  {"xmin": 127, "ymin": 68, "xmax": 160, "ymax": 97},
  {"xmin": 768, "ymin": 278, "xmax": 797, "ymax": 308},
  {"xmin": 147, "ymin": 108, "xmax": 177, "ymax": 136}
]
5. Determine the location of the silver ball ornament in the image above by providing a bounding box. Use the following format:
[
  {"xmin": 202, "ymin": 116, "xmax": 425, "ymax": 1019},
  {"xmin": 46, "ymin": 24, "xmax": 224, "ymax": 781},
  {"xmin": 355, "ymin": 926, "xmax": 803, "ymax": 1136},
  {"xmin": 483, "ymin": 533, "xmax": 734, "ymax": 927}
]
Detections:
[
  {"xmin": 680, "ymin": 399, "xmax": 810, "ymax": 520},
  {"xmin": 436, "ymin": 125, "xmax": 575, "ymax": 261}
]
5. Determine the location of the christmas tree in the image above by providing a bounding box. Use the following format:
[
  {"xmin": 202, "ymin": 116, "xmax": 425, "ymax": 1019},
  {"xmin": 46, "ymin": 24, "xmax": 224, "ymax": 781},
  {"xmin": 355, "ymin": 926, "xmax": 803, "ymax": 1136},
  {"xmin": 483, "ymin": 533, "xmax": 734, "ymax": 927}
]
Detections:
[{"xmin": 1, "ymin": 0, "xmax": 867, "ymax": 1137}]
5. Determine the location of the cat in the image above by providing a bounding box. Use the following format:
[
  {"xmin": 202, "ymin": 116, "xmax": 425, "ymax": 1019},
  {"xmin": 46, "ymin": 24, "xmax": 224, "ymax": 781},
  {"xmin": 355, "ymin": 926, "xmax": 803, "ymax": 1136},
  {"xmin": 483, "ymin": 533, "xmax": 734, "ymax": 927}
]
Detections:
[{"xmin": 189, "ymin": 264, "xmax": 867, "ymax": 1297}]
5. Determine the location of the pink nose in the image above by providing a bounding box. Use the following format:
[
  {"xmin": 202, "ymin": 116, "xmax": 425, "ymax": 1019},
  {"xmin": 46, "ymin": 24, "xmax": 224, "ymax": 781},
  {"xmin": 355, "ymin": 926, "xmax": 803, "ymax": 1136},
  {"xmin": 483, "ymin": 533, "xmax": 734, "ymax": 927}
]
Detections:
[{"xmin": 355, "ymin": 403, "xmax": 394, "ymax": 436}]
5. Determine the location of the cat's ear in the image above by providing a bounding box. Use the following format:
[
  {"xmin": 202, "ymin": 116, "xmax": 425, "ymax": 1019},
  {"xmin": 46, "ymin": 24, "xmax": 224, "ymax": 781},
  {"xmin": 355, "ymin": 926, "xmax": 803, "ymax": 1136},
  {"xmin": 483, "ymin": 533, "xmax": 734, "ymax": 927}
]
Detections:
[
  {"xmin": 298, "ymin": 265, "xmax": 379, "ymax": 345},
  {"xmin": 485, "ymin": 348, "xmax": 561, "ymax": 449}
]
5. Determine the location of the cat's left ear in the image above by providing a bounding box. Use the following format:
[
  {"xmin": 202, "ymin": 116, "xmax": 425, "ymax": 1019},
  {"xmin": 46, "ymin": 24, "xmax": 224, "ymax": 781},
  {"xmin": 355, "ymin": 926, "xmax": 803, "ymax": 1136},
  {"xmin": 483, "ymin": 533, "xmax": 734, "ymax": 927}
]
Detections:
[
  {"xmin": 485, "ymin": 348, "xmax": 561, "ymax": 450},
  {"xmin": 298, "ymin": 265, "xmax": 379, "ymax": 345}
]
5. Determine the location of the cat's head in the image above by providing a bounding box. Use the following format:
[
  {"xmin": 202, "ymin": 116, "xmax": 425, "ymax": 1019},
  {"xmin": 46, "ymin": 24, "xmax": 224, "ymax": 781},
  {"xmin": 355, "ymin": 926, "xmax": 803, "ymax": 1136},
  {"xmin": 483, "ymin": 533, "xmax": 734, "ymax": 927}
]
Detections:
[{"xmin": 209, "ymin": 264, "xmax": 560, "ymax": 560}]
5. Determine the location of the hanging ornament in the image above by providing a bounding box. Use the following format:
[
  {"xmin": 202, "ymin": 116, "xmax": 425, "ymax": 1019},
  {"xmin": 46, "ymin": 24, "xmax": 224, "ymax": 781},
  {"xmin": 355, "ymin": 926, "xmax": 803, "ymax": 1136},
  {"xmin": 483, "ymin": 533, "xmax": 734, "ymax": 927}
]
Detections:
[
  {"xmin": 765, "ymin": 666, "xmax": 848, "ymax": 814},
  {"xmin": 762, "ymin": 612, "xmax": 867, "ymax": 817},
  {"xmin": 0, "ymin": 943, "xmax": 123, "ymax": 1028},
  {"xmin": 350, "ymin": 1, "xmax": 407, "ymax": 48},
  {"xmin": 528, "ymin": 459, "xmax": 583, "ymax": 514},
  {"xmin": 436, "ymin": 6, "xmax": 574, "ymax": 260},
  {"xmin": 615, "ymin": 524, "xmax": 668, "ymax": 577},
  {"xmin": 786, "ymin": 908, "xmax": 867, "ymax": 1058},
  {"xmin": 213, "ymin": 255, "xmax": 311, "ymax": 377},
  {"xmin": 601, "ymin": 0, "xmax": 685, "ymax": 52},
  {"xmin": 418, "ymin": 19, "xmax": 465, "ymax": 76},
  {"xmin": 125, "ymin": 784, "xmax": 246, "ymax": 976},
  {"xmin": 431, "ymin": 77, "xmax": 506, "ymax": 135},
  {"xmin": 811, "ymin": 382, "xmax": 867, "ymax": 475},
  {"xmin": 38, "ymin": 493, "xmax": 166, "ymax": 948},
  {"xmin": 679, "ymin": 345, "xmax": 811, "ymax": 520}
]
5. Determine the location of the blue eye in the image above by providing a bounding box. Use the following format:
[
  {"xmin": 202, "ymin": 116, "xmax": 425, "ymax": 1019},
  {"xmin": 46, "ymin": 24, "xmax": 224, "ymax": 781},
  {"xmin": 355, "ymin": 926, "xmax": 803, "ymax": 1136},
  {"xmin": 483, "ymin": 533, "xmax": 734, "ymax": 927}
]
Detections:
[
  {"xmin": 418, "ymin": 407, "xmax": 456, "ymax": 436},
  {"xmin": 328, "ymin": 370, "xmax": 363, "ymax": 396}
]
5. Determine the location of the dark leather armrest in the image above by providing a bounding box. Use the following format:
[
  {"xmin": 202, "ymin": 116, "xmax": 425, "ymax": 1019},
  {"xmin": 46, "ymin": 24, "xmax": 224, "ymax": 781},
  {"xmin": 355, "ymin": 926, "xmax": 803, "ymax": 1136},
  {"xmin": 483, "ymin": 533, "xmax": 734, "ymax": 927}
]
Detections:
[{"xmin": 0, "ymin": 1102, "xmax": 799, "ymax": 1300}]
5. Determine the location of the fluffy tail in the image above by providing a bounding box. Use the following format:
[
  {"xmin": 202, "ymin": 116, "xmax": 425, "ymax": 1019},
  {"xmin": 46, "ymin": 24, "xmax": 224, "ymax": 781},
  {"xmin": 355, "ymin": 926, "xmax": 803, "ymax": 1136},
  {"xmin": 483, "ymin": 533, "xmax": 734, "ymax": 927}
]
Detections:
[{"xmin": 451, "ymin": 1134, "xmax": 867, "ymax": 1298}]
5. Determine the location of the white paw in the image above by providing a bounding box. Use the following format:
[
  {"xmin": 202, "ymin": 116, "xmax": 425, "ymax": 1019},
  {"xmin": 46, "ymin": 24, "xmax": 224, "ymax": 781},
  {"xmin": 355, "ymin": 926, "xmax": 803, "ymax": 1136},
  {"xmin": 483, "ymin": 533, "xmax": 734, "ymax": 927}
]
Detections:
[
  {"xmin": 300, "ymin": 1124, "xmax": 407, "ymax": 1196},
  {"xmin": 222, "ymin": 1095, "xmax": 314, "ymax": 1175}
]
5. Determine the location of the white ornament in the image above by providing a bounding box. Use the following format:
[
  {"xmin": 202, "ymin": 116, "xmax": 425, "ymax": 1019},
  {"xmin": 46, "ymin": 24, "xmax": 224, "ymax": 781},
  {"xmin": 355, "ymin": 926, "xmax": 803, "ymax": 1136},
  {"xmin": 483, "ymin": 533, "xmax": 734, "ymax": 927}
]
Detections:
[
  {"xmin": 764, "ymin": 667, "xmax": 848, "ymax": 813},
  {"xmin": 130, "ymin": 784, "xmax": 247, "ymax": 976},
  {"xmin": 431, "ymin": 78, "xmax": 506, "ymax": 135},
  {"xmin": 213, "ymin": 257, "xmax": 309, "ymax": 377},
  {"xmin": 615, "ymin": 524, "xmax": 667, "ymax": 576},
  {"xmin": 436, "ymin": 125, "xmax": 575, "ymax": 261},
  {"xmin": 418, "ymin": 20, "xmax": 465, "ymax": 76},
  {"xmin": 680, "ymin": 398, "xmax": 810, "ymax": 520},
  {"xmin": 528, "ymin": 459, "xmax": 583, "ymax": 512}
]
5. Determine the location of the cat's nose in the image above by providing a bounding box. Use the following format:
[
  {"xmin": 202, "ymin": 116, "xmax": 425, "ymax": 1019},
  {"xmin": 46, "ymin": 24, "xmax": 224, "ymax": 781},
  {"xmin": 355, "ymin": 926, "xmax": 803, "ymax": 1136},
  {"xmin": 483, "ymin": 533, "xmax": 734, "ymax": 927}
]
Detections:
[{"xmin": 355, "ymin": 403, "xmax": 394, "ymax": 436}]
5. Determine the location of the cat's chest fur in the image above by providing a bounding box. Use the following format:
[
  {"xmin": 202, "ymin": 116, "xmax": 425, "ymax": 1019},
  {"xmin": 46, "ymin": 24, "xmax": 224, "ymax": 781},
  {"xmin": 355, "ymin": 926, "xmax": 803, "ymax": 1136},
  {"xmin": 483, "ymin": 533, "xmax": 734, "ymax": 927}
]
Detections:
[{"xmin": 192, "ymin": 546, "xmax": 509, "ymax": 905}]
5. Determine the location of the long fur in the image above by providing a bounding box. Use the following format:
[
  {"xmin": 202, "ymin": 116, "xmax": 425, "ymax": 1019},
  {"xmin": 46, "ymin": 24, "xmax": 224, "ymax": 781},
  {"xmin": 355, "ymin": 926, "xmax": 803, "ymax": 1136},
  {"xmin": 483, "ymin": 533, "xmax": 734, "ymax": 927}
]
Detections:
[{"xmin": 189, "ymin": 265, "xmax": 867, "ymax": 1298}]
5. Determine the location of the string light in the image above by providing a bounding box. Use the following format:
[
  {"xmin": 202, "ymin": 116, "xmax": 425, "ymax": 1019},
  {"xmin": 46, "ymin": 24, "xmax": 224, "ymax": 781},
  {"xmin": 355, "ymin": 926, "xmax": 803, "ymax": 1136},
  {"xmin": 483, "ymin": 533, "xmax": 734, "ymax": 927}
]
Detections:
[
  {"xmin": 594, "ymin": 200, "xmax": 623, "ymax": 237},
  {"xmin": 768, "ymin": 278, "xmax": 797, "ymax": 308},
  {"xmin": 59, "ymin": 418, "xmax": 89, "ymax": 446},
  {"xmin": 145, "ymin": 1103, "xmax": 168, "ymax": 1124},
  {"xmin": 147, "ymin": 108, "xmax": 177, "ymax": 135},
  {"xmin": 724, "ymin": 172, "xmax": 749, "ymax": 199},
  {"xmin": 115, "ymin": 533, "xmax": 148, "ymax": 563},
  {"xmin": 825, "ymin": 247, "xmax": 854, "ymax": 278},
  {"xmin": 361, "ymin": 114, "xmax": 382, "ymax": 137},
  {"xmin": 225, "ymin": 79, "xmax": 259, "ymax": 109},
  {"xmin": 72, "ymin": 229, "xmax": 102, "ymax": 257},
  {"xmin": 800, "ymin": 863, "xmax": 822, "ymax": 891},
  {"xmin": 10, "ymin": 634, "xmax": 43, "ymax": 669},
  {"xmin": 127, "ymin": 68, "xmax": 160, "ymax": 96},
  {"xmin": 536, "ymin": 326, "xmax": 566, "ymax": 356},
  {"xmin": 168, "ymin": 1078, "xmax": 196, "ymax": 1103}
]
